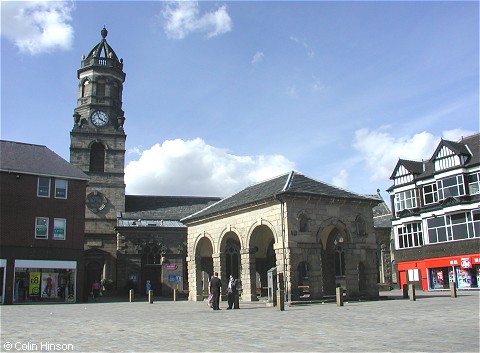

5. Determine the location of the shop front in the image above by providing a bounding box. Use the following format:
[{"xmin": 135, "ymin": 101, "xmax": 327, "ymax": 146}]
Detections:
[
  {"xmin": 398, "ymin": 254, "xmax": 480, "ymax": 291},
  {"xmin": 13, "ymin": 260, "xmax": 77, "ymax": 304}
]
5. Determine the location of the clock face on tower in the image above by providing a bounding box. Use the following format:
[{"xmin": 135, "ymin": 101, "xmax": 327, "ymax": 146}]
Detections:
[{"xmin": 91, "ymin": 110, "xmax": 109, "ymax": 127}]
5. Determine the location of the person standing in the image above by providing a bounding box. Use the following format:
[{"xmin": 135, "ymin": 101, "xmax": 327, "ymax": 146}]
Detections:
[
  {"xmin": 91, "ymin": 279, "xmax": 101, "ymax": 301},
  {"xmin": 209, "ymin": 272, "xmax": 222, "ymax": 310},
  {"xmin": 227, "ymin": 275, "xmax": 238, "ymax": 309}
]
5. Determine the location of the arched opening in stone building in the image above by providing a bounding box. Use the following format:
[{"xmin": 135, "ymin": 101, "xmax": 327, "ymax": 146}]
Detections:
[
  {"xmin": 322, "ymin": 227, "xmax": 348, "ymax": 295},
  {"xmin": 249, "ymin": 225, "xmax": 276, "ymax": 298},
  {"xmin": 195, "ymin": 237, "xmax": 213, "ymax": 299},
  {"xmin": 220, "ymin": 232, "xmax": 241, "ymax": 279}
]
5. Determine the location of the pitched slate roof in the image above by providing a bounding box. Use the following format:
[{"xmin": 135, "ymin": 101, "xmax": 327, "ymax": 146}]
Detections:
[
  {"xmin": 0, "ymin": 140, "xmax": 89, "ymax": 180},
  {"xmin": 124, "ymin": 195, "xmax": 221, "ymax": 221},
  {"xmin": 371, "ymin": 191, "xmax": 392, "ymax": 228},
  {"xmin": 182, "ymin": 171, "xmax": 380, "ymax": 223},
  {"xmin": 390, "ymin": 159, "xmax": 424, "ymax": 179}
]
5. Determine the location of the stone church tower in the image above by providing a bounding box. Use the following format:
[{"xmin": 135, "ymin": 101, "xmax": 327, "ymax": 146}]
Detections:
[{"xmin": 70, "ymin": 27, "xmax": 126, "ymax": 288}]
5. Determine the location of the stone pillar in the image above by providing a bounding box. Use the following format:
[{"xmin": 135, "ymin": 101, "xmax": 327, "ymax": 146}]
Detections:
[
  {"xmin": 336, "ymin": 287, "xmax": 344, "ymax": 306},
  {"xmin": 240, "ymin": 248, "xmax": 258, "ymax": 301},
  {"xmin": 450, "ymin": 282, "xmax": 457, "ymax": 298},
  {"xmin": 408, "ymin": 283, "xmax": 416, "ymax": 301},
  {"xmin": 188, "ymin": 255, "xmax": 203, "ymax": 302}
]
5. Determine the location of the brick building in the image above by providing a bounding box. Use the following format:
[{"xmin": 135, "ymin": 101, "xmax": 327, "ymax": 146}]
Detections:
[
  {"xmin": 388, "ymin": 133, "xmax": 480, "ymax": 291},
  {"xmin": 0, "ymin": 141, "xmax": 89, "ymax": 304},
  {"xmin": 183, "ymin": 171, "xmax": 381, "ymax": 302}
]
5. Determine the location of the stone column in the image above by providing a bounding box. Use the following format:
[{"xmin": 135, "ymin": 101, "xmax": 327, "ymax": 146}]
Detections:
[
  {"xmin": 240, "ymin": 248, "xmax": 258, "ymax": 301},
  {"xmin": 188, "ymin": 255, "xmax": 203, "ymax": 302}
]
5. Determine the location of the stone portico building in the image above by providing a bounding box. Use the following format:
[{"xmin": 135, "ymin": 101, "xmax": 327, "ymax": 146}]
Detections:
[{"xmin": 183, "ymin": 171, "xmax": 381, "ymax": 302}]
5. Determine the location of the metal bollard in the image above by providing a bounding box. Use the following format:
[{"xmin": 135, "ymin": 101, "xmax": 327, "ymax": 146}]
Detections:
[
  {"xmin": 129, "ymin": 289, "xmax": 134, "ymax": 302},
  {"xmin": 402, "ymin": 284, "xmax": 409, "ymax": 299},
  {"xmin": 148, "ymin": 289, "xmax": 154, "ymax": 304},
  {"xmin": 336, "ymin": 287, "xmax": 344, "ymax": 306},
  {"xmin": 450, "ymin": 282, "xmax": 457, "ymax": 298},
  {"xmin": 173, "ymin": 289, "xmax": 177, "ymax": 301},
  {"xmin": 408, "ymin": 283, "xmax": 416, "ymax": 301}
]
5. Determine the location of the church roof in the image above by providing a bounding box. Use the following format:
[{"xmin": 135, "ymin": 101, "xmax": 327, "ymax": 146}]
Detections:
[
  {"xmin": 123, "ymin": 195, "xmax": 221, "ymax": 221},
  {"xmin": 182, "ymin": 171, "xmax": 381, "ymax": 223},
  {"xmin": 85, "ymin": 27, "xmax": 120, "ymax": 62},
  {"xmin": 0, "ymin": 140, "xmax": 89, "ymax": 180}
]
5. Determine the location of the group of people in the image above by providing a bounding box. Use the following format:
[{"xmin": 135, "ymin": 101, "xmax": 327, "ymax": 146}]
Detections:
[{"xmin": 208, "ymin": 273, "xmax": 239, "ymax": 310}]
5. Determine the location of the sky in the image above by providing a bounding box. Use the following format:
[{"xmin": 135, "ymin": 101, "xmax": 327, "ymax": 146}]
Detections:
[{"xmin": 1, "ymin": 1, "xmax": 478, "ymax": 203}]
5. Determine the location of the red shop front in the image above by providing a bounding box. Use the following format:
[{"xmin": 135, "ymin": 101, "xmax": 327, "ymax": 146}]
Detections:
[{"xmin": 397, "ymin": 254, "xmax": 480, "ymax": 291}]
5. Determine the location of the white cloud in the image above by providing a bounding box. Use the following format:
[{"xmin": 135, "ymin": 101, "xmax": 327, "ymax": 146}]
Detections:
[
  {"xmin": 353, "ymin": 127, "xmax": 477, "ymax": 182},
  {"xmin": 1, "ymin": 1, "xmax": 74, "ymax": 55},
  {"xmin": 289, "ymin": 36, "xmax": 315, "ymax": 59},
  {"xmin": 125, "ymin": 138, "xmax": 295, "ymax": 197},
  {"xmin": 331, "ymin": 169, "xmax": 349, "ymax": 189},
  {"xmin": 252, "ymin": 51, "xmax": 264, "ymax": 65},
  {"xmin": 442, "ymin": 128, "xmax": 477, "ymax": 142},
  {"xmin": 161, "ymin": 1, "xmax": 232, "ymax": 39}
]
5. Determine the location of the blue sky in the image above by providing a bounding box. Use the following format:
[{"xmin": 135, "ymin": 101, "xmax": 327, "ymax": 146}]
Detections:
[{"xmin": 1, "ymin": 1, "xmax": 478, "ymax": 202}]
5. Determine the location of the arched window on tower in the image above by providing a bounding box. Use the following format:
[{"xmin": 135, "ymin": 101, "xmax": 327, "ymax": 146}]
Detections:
[
  {"xmin": 90, "ymin": 142, "xmax": 105, "ymax": 172},
  {"xmin": 96, "ymin": 79, "xmax": 106, "ymax": 97},
  {"xmin": 82, "ymin": 80, "xmax": 90, "ymax": 98}
]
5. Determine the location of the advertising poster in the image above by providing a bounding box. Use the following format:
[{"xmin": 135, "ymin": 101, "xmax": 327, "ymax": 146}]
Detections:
[
  {"xmin": 41, "ymin": 272, "xmax": 59, "ymax": 298},
  {"xmin": 29, "ymin": 272, "xmax": 41, "ymax": 296},
  {"xmin": 456, "ymin": 268, "xmax": 472, "ymax": 289}
]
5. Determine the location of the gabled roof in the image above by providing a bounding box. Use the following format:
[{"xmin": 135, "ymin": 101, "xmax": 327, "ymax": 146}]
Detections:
[
  {"xmin": 0, "ymin": 140, "xmax": 89, "ymax": 180},
  {"xmin": 390, "ymin": 159, "xmax": 424, "ymax": 180},
  {"xmin": 430, "ymin": 138, "xmax": 472, "ymax": 163},
  {"xmin": 182, "ymin": 171, "xmax": 380, "ymax": 223}
]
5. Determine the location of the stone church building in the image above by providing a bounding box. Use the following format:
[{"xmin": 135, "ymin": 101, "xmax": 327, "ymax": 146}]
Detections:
[
  {"xmin": 183, "ymin": 171, "xmax": 381, "ymax": 302},
  {"xmin": 68, "ymin": 28, "xmax": 388, "ymax": 301}
]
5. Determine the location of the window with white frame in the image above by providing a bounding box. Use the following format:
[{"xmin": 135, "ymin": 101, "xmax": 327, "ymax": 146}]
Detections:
[
  {"xmin": 467, "ymin": 172, "xmax": 480, "ymax": 195},
  {"xmin": 427, "ymin": 210, "xmax": 479, "ymax": 244},
  {"xmin": 35, "ymin": 217, "xmax": 49, "ymax": 239},
  {"xmin": 396, "ymin": 222, "xmax": 423, "ymax": 249},
  {"xmin": 423, "ymin": 183, "xmax": 438, "ymax": 205},
  {"xmin": 53, "ymin": 218, "xmax": 66, "ymax": 240},
  {"xmin": 394, "ymin": 189, "xmax": 419, "ymax": 213},
  {"xmin": 437, "ymin": 175, "xmax": 465, "ymax": 200},
  {"xmin": 55, "ymin": 179, "xmax": 68, "ymax": 199},
  {"xmin": 37, "ymin": 177, "xmax": 51, "ymax": 197}
]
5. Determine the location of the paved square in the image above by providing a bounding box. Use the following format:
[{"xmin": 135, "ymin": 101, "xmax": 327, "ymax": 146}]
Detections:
[{"xmin": 1, "ymin": 290, "xmax": 478, "ymax": 352}]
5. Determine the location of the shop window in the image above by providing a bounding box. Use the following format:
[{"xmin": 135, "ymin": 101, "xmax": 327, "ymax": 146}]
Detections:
[
  {"xmin": 55, "ymin": 179, "xmax": 68, "ymax": 199},
  {"xmin": 53, "ymin": 218, "xmax": 66, "ymax": 240},
  {"xmin": 396, "ymin": 222, "xmax": 423, "ymax": 249},
  {"xmin": 423, "ymin": 183, "xmax": 438, "ymax": 205},
  {"xmin": 394, "ymin": 188, "xmax": 419, "ymax": 213},
  {"xmin": 467, "ymin": 172, "xmax": 480, "ymax": 195},
  {"xmin": 89, "ymin": 142, "xmax": 105, "ymax": 172},
  {"xmin": 437, "ymin": 175, "xmax": 465, "ymax": 201},
  {"xmin": 35, "ymin": 217, "xmax": 49, "ymax": 239},
  {"xmin": 37, "ymin": 177, "xmax": 50, "ymax": 197}
]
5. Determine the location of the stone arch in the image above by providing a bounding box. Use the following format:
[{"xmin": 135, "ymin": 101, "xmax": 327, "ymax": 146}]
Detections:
[
  {"xmin": 316, "ymin": 217, "xmax": 351, "ymax": 250},
  {"xmin": 317, "ymin": 222, "xmax": 350, "ymax": 295},
  {"xmin": 219, "ymin": 230, "xmax": 241, "ymax": 280},
  {"xmin": 192, "ymin": 233, "xmax": 214, "ymax": 300},
  {"xmin": 247, "ymin": 223, "xmax": 278, "ymax": 298}
]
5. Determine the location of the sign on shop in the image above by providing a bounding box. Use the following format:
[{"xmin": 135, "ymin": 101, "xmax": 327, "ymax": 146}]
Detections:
[{"xmin": 164, "ymin": 264, "xmax": 177, "ymax": 270}]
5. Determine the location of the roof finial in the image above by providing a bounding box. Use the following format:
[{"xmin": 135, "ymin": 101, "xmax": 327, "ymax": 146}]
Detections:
[{"xmin": 101, "ymin": 26, "xmax": 108, "ymax": 39}]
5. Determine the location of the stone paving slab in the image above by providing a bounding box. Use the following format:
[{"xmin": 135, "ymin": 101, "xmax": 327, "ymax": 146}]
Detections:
[{"xmin": 0, "ymin": 290, "xmax": 478, "ymax": 353}]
